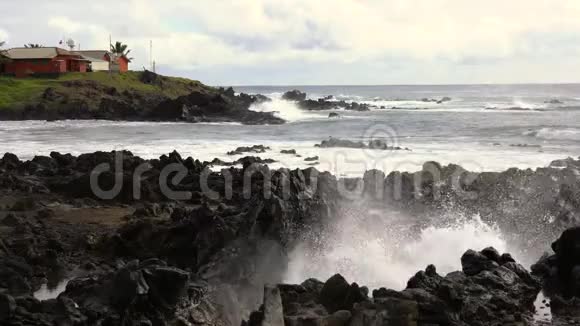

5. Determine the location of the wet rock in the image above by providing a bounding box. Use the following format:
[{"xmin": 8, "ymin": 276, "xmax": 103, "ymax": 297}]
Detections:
[
  {"xmin": 280, "ymin": 149, "xmax": 297, "ymax": 155},
  {"xmin": 500, "ymin": 253, "xmax": 516, "ymax": 265},
  {"xmin": 151, "ymin": 91, "xmax": 284, "ymax": 125},
  {"xmin": 550, "ymin": 157, "xmax": 579, "ymax": 168},
  {"xmin": 304, "ymin": 156, "xmax": 319, "ymax": 162},
  {"xmin": 145, "ymin": 266, "xmax": 190, "ymax": 306},
  {"xmin": 43, "ymin": 259, "xmax": 207, "ymax": 326},
  {"xmin": 461, "ymin": 249, "xmax": 499, "ymax": 276},
  {"xmin": 328, "ymin": 112, "xmax": 341, "ymax": 118},
  {"xmin": 50, "ymin": 151, "xmax": 76, "ymax": 166},
  {"xmin": 325, "ymin": 310, "xmax": 351, "ymax": 326},
  {"xmin": 0, "ymin": 293, "xmax": 16, "ymax": 321},
  {"xmin": 316, "ymin": 138, "xmax": 366, "ymax": 149},
  {"xmin": 436, "ymin": 97, "xmax": 452, "ymax": 104},
  {"xmin": 481, "ymin": 246, "xmax": 501, "ymax": 263},
  {"xmin": 425, "ymin": 264, "xmax": 437, "ymax": 276},
  {"xmin": 1, "ymin": 213, "xmax": 23, "ymax": 227},
  {"xmin": 133, "ymin": 203, "xmax": 161, "ymax": 218},
  {"xmin": 0, "ymin": 257, "xmax": 33, "ymax": 295},
  {"xmin": 533, "ymin": 227, "xmax": 580, "ymax": 299},
  {"xmin": 351, "ymin": 297, "xmax": 419, "ymax": 326},
  {"xmin": 227, "ymin": 145, "xmax": 270, "ymax": 156},
  {"xmin": 319, "ymin": 274, "xmax": 366, "ymax": 313},
  {"xmin": 235, "ymin": 156, "xmax": 276, "ymax": 166},
  {"xmin": 315, "ymin": 137, "xmax": 409, "ymax": 151},
  {"xmin": 282, "ymin": 90, "xmax": 307, "ymax": 101},
  {"xmin": 10, "ymin": 197, "xmax": 38, "ymax": 211},
  {"xmin": 406, "ymin": 265, "xmax": 443, "ymax": 291},
  {"xmin": 0, "ymin": 153, "xmax": 21, "ymax": 170},
  {"xmin": 36, "ymin": 208, "xmax": 55, "ymax": 219},
  {"xmin": 510, "ymin": 143, "xmax": 542, "ymax": 148},
  {"xmin": 262, "ymin": 285, "xmax": 284, "ymax": 326}
]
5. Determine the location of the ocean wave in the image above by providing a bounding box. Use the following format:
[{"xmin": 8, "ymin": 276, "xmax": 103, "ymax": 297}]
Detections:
[
  {"xmin": 484, "ymin": 106, "xmax": 545, "ymax": 112},
  {"xmin": 524, "ymin": 127, "xmax": 580, "ymax": 141},
  {"xmin": 483, "ymin": 98, "xmax": 549, "ymax": 112},
  {"xmin": 553, "ymin": 106, "xmax": 580, "ymax": 111},
  {"xmin": 249, "ymin": 98, "xmax": 324, "ymax": 122},
  {"xmin": 284, "ymin": 212, "xmax": 506, "ymax": 290}
]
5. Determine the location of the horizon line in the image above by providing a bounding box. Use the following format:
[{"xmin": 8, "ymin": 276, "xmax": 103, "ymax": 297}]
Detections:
[{"xmin": 219, "ymin": 82, "xmax": 580, "ymax": 87}]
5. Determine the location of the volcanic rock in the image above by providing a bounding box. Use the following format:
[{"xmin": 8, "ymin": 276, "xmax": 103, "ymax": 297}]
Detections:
[{"xmin": 282, "ymin": 90, "xmax": 307, "ymax": 101}]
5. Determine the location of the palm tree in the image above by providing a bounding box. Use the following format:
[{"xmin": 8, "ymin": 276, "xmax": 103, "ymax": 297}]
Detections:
[
  {"xmin": 24, "ymin": 43, "xmax": 43, "ymax": 48},
  {"xmin": 110, "ymin": 41, "xmax": 133, "ymax": 61},
  {"xmin": 0, "ymin": 42, "xmax": 9, "ymax": 66}
]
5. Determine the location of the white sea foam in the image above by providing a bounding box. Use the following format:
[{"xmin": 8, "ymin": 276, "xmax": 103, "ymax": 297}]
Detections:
[
  {"xmin": 249, "ymin": 98, "xmax": 324, "ymax": 122},
  {"xmin": 524, "ymin": 127, "xmax": 580, "ymax": 141},
  {"xmin": 284, "ymin": 213, "xmax": 507, "ymax": 290},
  {"xmin": 484, "ymin": 98, "xmax": 547, "ymax": 111}
]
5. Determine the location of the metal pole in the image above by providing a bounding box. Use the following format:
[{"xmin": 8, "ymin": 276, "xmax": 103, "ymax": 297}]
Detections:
[{"xmin": 109, "ymin": 34, "xmax": 112, "ymax": 78}]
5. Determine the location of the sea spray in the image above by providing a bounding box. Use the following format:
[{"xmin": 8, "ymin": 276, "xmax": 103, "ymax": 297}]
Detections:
[
  {"xmin": 284, "ymin": 212, "xmax": 507, "ymax": 290},
  {"xmin": 248, "ymin": 97, "xmax": 327, "ymax": 122}
]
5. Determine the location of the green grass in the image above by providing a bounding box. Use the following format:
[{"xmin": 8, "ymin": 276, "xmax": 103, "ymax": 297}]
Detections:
[{"xmin": 0, "ymin": 71, "xmax": 215, "ymax": 109}]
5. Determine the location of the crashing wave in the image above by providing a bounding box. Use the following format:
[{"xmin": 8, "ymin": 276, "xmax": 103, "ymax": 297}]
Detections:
[{"xmin": 524, "ymin": 127, "xmax": 580, "ymax": 141}]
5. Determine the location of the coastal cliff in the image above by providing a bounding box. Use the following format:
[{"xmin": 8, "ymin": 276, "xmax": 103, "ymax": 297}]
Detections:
[{"xmin": 0, "ymin": 71, "xmax": 283, "ymax": 125}]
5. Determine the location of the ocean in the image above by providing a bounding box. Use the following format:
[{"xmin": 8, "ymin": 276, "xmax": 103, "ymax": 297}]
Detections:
[{"xmin": 2, "ymin": 83, "xmax": 580, "ymax": 176}]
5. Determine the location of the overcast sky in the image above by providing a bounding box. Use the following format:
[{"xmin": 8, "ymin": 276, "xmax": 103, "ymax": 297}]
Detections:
[{"xmin": 1, "ymin": 0, "xmax": 580, "ymax": 85}]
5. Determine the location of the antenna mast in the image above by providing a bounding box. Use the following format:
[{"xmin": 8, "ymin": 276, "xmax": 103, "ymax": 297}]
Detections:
[
  {"xmin": 150, "ymin": 40, "xmax": 153, "ymax": 71},
  {"xmin": 109, "ymin": 34, "xmax": 112, "ymax": 78}
]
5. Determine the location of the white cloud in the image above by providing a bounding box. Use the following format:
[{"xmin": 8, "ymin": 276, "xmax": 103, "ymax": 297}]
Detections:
[{"xmin": 48, "ymin": 16, "xmax": 84, "ymax": 34}]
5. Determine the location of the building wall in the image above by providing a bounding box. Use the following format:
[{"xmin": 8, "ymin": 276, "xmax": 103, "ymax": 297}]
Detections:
[
  {"xmin": 118, "ymin": 57, "xmax": 129, "ymax": 72},
  {"xmin": 4, "ymin": 59, "xmax": 65, "ymax": 77},
  {"xmin": 69, "ymin": 60, "xmax": 88, "ymax": 73},
  {"xmin": 101, "ymin": 54, "xmax": 129, "ymax": 73},
  {"xmin": 91, "ymin": 61, "xmax": 110, "ymax": 71}
]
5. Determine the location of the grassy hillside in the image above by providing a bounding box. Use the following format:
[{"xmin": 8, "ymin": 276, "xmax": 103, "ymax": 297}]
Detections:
[{"xmin": 0, "ymin": 71, "xmax": 215, "ymax": 109}]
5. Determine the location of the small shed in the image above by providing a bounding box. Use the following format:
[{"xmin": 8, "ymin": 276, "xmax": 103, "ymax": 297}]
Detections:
[{"xmin": 76, "ymin": 50, "xmax": 130, "ymax": 72}]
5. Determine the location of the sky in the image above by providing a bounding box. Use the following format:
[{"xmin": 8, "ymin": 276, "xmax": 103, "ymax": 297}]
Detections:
[{"xmin": 1, "ymin": 0, "xmax": 580, "ymax": 85}]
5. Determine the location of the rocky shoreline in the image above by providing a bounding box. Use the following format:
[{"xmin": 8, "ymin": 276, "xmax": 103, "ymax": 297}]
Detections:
[
  {"xmin": 1, "ymin": 150, "xmax": 580, "ymax": 325},
  {"xmin": 0, "ymin": 75, "xmax": 465, "ymax": 125},
  {"xmin": 0, "ymin": 71, "xmax": 283, "ymax": 125}
]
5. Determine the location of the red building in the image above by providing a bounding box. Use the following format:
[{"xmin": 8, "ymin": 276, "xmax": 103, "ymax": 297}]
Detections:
[
  {"xmin": 2, "ymin": 47, "xmax": 91, "ymax": 77},
  {"xmin": 76, "ymin": 50, "xmax": 130, "ymax": 73}
]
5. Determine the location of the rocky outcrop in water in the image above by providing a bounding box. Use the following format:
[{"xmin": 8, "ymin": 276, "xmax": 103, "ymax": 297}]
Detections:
[
  {"xmin": 282, "ymin": 90, "xmax": 307, "ymax": 102},
  {"xmin": 247, "ymin": 247, "xmax": 540, "ymax": 326},
  {"xmin": 529, "ymin": 227, "xmax": 580, "ymax": 322},
  {"xmin": 150, "ymin": 89, "xmax": 283, "ymax": 125},
  {"xmin": 315, "ymin": 137, "xmax": 410, "ymax": 151},
  {"xmin": 533, "ymin": 228, "xmax": 580, "ymax": 295},
  {"xmin": 297, "ymin": 99, "xmax": 372, "ymax": 112},
  {"xmin": 281, "ymin": 90, "xmax": 373, "ymax": 111},
  {"xmin": 227, "ymin": 145, "xmax": 271, "ymax": 156}
]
